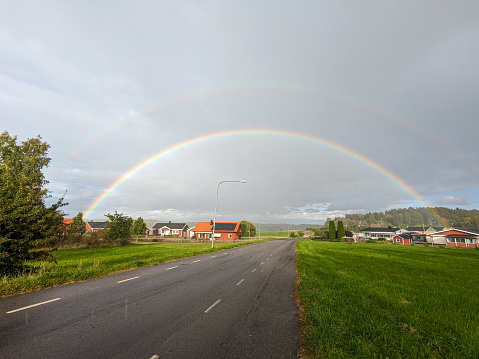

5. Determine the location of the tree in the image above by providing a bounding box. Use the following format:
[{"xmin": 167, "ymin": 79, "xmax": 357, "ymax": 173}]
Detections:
[
  {"xmin": 337, "ymin": 220, "xmax": 345, "ymax": 240},
  {"xmin": 462, "ymin": 216, "xmax": 479, "ymax": 227},
  {"xmin": 240, "ymin": 220, "xmax": 256, "ymax": 237},
  {"xmin": 131, "ymin": 217, "xmax": 147, "ymax": 236},
  {"xmin": 328, "ymin": 220, "xmax": 336, "ymax": 240},
  {"xmin": 0, "ymin": 131, "xmax": 67, "ymax": 276},
  {"xmin": 68, "ymin": 212, "xmax": 86, "ymax": 243},
  {"xmin": 105, "ymin": 211, "xmax": 133, "ymax": 244},
  {"xmin": 312, "ymin": 228, "xmax": 328, "ymax": 239}
]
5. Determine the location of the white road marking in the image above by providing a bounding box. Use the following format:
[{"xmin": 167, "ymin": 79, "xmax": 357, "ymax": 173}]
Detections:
[
  {"xmin": 150, "ymin": 355, "xmax": 159, "ymax": 359},
  {"xmin": 211, "ymin": 255, "xmax": 217, "ymax": 258},
  {"xmin": 166, "ymin": 266, "xmax": 178, "ymax": 270},
  {"xmin": 7, "ymin": 298, "xmax": 61, "ymax": 314},
  {"xmin": 204, "ymin": 299, "xmax": 222, "ymax": 313},
  {"xmin": 260, "ymin": 262, "xmax": 264, "ymax": 265},
  {"xmin": 117, "ymin": 276, "xmax": 139, "ymax": 283},
  {"xmin": 191, "ymin": 260, "xmax": 201, "ymax": 263},
  {"xmin": 252, "ymin": 269, "xmax": 257, "ymax": 272},
  {"xmin": 236, "ymin": 279, "xmax": 245, "ymax": 286}
]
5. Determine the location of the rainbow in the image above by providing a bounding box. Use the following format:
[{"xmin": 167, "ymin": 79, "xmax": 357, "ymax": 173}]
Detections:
[
  {"xmin": 59, "ymin": 83, "xmax": 475, "ymax": 174},
  {"xmin": 83, "ymin": 129, "xmax": 444, "ymax": 225}
]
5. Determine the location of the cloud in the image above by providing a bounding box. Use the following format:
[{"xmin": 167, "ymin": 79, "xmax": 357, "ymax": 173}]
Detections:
[
  {"xmin": 1, "ymin": 2, "xmax": 479, "ymax": 224},
  {"xmin": 436, "ymin": 196, "xmax": 469, "ymax": 206}
]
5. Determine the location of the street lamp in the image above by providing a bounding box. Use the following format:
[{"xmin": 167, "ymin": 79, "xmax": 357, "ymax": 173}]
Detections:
[{"xmin": 211, "ymin": 180, "xmax": 247, "ymax": 248}]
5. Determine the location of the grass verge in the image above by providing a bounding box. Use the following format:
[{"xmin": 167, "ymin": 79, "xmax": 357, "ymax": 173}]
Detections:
[
  {"xmin": 0, "ymin": 241, "xmax": 255, "ymax": 298},
  {"xmin": 296, "ymin": 241, "xmax": 479, "ymax": 358}
]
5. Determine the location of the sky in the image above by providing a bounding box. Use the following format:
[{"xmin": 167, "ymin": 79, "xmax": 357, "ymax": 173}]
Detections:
[{"xmin": 2, "ymin": 1, "xmax": 479, "ymax": 224}]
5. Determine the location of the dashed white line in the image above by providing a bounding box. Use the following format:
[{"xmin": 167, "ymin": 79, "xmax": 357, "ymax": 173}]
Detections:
[
  {"xmin": 204, "ymin": 299, "xmax": 221, "ymax": 313},
  {"xmin": 166, "ymin": 266, "xmax": 178, "ymax": 270},
  {"xmin": 150, "ymin": 355, "xmax": 159, "ymax": 359},
  {"xmin": 211, "ymin": 255, "xmax": 217, "ymax": 258},
  {"xmin": 191, "ymin": 260, "xmax": 201, "ymax": 263},
  {"xmin": 236, "ymin": 279, "xmax": 245, "ymax": 286},
  {"xmin": 117, "ymin": 276, "xmax": 139, "ymax": 284},
  {"xmin": 6, "ymin": 298, "xmax": 61, "ymax": 314},
  {"xmin": 260, "ymin": 262, "xmax": 264, "ymax": 265},
  {"xmin": 252, "ymin": 268, "xmax": 257, "ymax": 272}
]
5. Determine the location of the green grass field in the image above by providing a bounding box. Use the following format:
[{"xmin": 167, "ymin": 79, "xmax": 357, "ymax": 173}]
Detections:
[
  {"xmin": 0, "ymin": 241, "xmax": 253, "ymax": 298},
  {"xmin": 296, "ymin": 241, "xmax": 479, "ymax": 358},
  {"xmin": 257, "ymin": 230, "xmax": 290, "ymax": 238}
]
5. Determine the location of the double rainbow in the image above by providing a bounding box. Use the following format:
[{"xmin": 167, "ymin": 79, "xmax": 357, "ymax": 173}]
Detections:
[{"xmin": 83, "ymin": 128, "xmax": 443, "ymax": 225}]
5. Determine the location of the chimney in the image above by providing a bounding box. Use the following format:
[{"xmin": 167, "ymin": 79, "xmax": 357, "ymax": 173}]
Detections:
[{"xmin": 210, "ymin": 220, "xmax": 213, "ymax": 225}]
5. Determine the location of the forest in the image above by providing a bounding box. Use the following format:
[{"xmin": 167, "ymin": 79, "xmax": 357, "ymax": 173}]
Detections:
[{"xmin": 330, "ymin": 207, "xmax": 479, "ymax": 231}]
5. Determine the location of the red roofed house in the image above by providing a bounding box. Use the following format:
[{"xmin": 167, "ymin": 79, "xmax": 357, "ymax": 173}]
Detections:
[
  {"xmin": 192, "ymin": 221, "xmax": 242, "ymax": 240},
  {"xmin": 428, "ymin": 228, "xmax": 479, "ymax": 248},
  {"xmin": 62, "ymin": 218, "xmax": 92, "ymax": 234}
]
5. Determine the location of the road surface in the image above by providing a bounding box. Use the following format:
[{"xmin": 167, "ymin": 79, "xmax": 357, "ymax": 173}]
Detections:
[{"xmin": 0, "ymin": 239, "xmax": 301, "ymax": 358}]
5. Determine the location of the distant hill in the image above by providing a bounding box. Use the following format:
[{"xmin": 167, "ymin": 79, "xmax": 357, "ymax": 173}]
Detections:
[{"xmin": 331, "ymin": 207, "xmax": 479, "ymax": 230}]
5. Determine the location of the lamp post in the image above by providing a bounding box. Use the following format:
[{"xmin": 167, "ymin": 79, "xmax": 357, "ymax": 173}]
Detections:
[{"xmin": 211, "ymin": 180, "xmax": 247, "ymax": 248}]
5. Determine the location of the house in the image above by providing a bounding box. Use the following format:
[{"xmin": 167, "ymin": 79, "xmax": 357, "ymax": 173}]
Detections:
[
  {"xmin": 86, "ymin": 221, "xmax": 108, "ymax": 232},
  {"xmin": 403, "ymin": 226, "xmax": 445, "ymax": 244},
  {"xmin": 150, "ymin": 222, "xmax": 189, "ymax": 237},
  {"xmin": 393, "ymin": 233, "xmax": 413, "ymax": 245},
  {"xmin": 192, "ymin": 221, "xmax": 242, "ymax": 240},
  {"xmin": 62, "ymin": 218, "xmax": 91, "ymax": 232},
  {"xmin": 360, "ymin": 227, "xmax": 405, "ymax": 241},
  {"xmin": 62, "ymin": 218, "xmax": 73, "ymax": 226},
  {"xmin": 406, "ymin": 226, "xmax": 444, "ymax": 233},
  {"xmin": 428, "ymin": 228, "xmax": 479, "ymax": 247}
]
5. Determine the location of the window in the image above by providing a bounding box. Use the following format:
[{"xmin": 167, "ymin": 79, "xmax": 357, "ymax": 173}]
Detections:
[{"xmin": 228, "ymin": 234, "xmax": 232, "ymax": 239}]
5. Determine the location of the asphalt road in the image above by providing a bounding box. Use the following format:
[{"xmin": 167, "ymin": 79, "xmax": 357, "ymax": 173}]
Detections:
[{"xmin": 0, "ymin": 239, "xmax": 301, "ymax": 358}]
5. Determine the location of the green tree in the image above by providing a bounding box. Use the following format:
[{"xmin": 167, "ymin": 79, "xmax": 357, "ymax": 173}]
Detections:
[
  {"xmin": 297, "ymin": 230, "xmax": 304, "ymax": 238},
  {"xmin": 240, "ymin": 220, "xmax": 256, "ymax": 237},
  {"xmin": 105, "ymin": 211, "xmax": 133, "ymax": 244},
  {"xmin": 0, "ymin": 131, "xmax": 67, "ymax": 276},
  {"xmin": 312, "ymin": 228, "xmax": 328, "ymax": 239},
  {"xmin": 68, "ymin": 212, "xmax": 86, "ymax": 243},
  {"xmin": 131, "ymin": 217, "xmax": 147, "ymax": 236},
  {"xmin": 337, "ymin": 220, "xmax": 345, "ymax": 240},
  {"xmin": 329, "ymin": 220, "xmax": 336, "ymax": 240},
  {"xmin": 462, "ymin": 216, "xmax": 479, "ymax": 227}
]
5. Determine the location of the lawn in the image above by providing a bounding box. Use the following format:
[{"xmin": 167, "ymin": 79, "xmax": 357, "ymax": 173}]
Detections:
[
  {"xmin": 0, "ymin": 241, "xmax": 254, "ymax": 298},
  {"xmin": 296, "ymin": 241, "xmax": 479, "ymax": 358}
]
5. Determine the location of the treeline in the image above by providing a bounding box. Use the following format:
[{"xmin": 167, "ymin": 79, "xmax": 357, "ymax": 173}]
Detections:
[{"xmin": 336, "ymin": 207, "xmax": 479, "ymax": 230}]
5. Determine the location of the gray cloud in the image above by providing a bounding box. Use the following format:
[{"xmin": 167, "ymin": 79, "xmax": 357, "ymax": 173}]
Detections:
[
  {"xmin": 436, "ymin": 196, "xmax": 469, "ymax": 206},
  {"xmin": 2, "ymin": 1, "xmax": 479, "ymax": 224}
]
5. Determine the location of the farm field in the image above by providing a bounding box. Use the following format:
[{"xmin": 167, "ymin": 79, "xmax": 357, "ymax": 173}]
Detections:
[
  {"xmin": 256, "ymin": 230, "xmax": 290, "ymax": 238},
  {"xmin": 296, "ymin": 241, "xmax": 479, "ymax": 358},
  {"xmin": 0, "ymin": 241, "xmax": 255, "ymax": 298}
]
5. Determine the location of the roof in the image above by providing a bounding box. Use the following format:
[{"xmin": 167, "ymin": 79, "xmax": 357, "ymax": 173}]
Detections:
[
  {"xmin": 394, "ymin": 233, "xmax": 412, "ymax": 240},
  {"xmin": 360, "ymin": 227, "xmax": 400, "ymax": 233},
  {"xmin": 152, "ymin": 222, "xmax": 188, "ymax": 230},
  {"xmin": 87, "ymin": 221, "xmax": 109, "ymax": 229},
  {"xmin": 62, "ymin": 218, "xmax": 73, "ymax": 226},
  {"xmin": 192, "ymin": 222, "xmax": 213, "ymax": 232},
  {"xmin": 193, "ymin": 222, "xmax": 242, "ymax": 233},
  {"xmin": 215, "ymin": 222, "xmax": 241, "ymax": 232},
  {"xmin": 431, "ymin": 228, "xmax": 479, "ymax": 236},
  {"xmin": 406, "ymin": 226, "xmax": 445, "ymax": 232}
]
